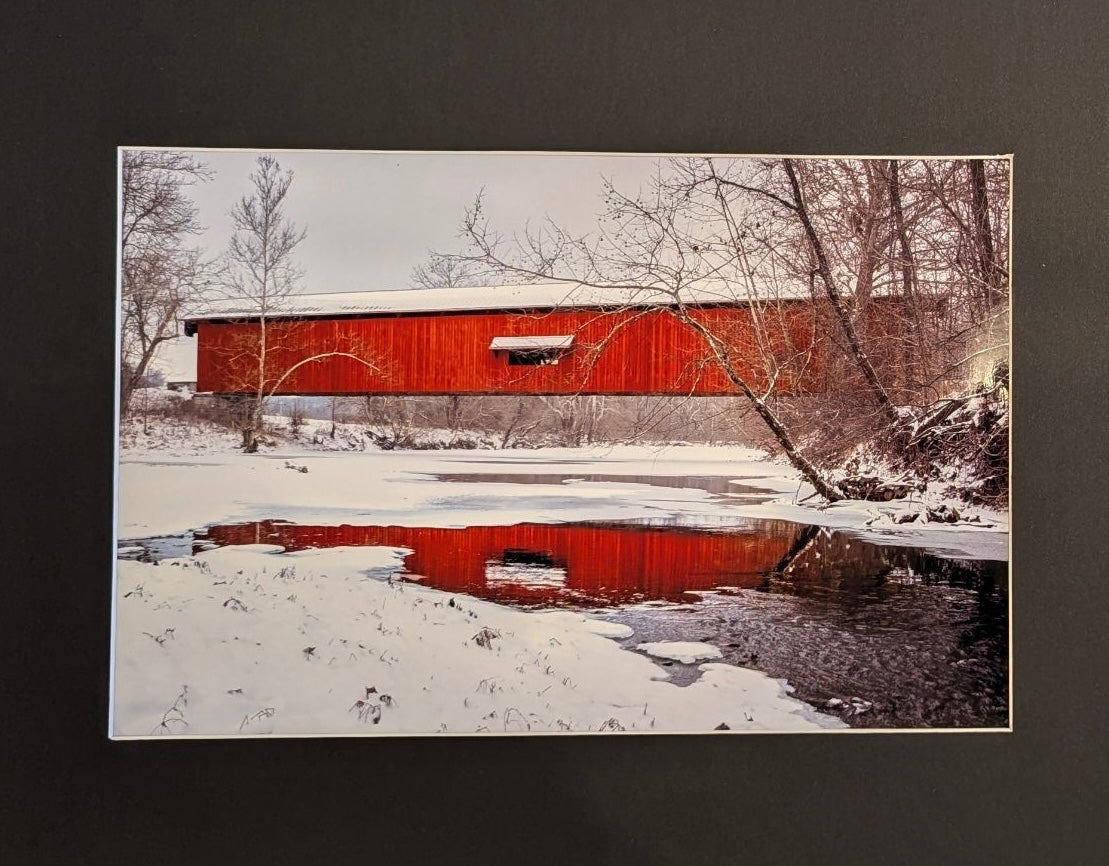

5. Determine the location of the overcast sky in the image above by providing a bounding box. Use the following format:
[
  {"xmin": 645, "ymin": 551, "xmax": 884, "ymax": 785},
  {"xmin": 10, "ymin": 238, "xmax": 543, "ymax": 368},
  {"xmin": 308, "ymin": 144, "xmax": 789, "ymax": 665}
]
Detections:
[{"xmin": 172, "ymin": 150, "xmax": 669, "ymax": 294}]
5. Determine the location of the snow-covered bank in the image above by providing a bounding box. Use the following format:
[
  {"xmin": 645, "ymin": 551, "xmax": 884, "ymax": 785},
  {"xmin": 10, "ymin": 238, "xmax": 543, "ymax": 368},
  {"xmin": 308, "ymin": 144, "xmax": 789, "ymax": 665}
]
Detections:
[
  {"xmin": 112, "ymin": 544, "xmax": 841, "ymax": 736},
  {"xmin": 113, "ymin": 429, "xmax": 1008, "ymax": 735}
]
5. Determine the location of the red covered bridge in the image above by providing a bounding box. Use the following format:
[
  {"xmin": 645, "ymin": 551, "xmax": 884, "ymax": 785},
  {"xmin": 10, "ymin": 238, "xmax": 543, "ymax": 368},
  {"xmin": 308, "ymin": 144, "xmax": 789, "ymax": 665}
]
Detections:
[{"xmin": 183, "ymin": 283, "xmax": 904, "ymax": 397}]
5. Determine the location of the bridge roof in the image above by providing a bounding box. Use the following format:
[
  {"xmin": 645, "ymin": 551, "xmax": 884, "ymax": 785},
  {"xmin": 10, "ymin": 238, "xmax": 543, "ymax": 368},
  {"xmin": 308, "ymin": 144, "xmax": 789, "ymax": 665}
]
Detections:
[{"xmin": 182, "ymin": 281, "xmax": 812, "ymax": 322}]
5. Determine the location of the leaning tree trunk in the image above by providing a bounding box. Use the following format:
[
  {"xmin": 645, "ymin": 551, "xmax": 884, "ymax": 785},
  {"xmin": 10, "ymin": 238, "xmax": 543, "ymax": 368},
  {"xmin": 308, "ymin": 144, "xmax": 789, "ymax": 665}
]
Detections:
[{"xmin": 672, "ymin": 307, "xmax": 845, "ymax": 502}]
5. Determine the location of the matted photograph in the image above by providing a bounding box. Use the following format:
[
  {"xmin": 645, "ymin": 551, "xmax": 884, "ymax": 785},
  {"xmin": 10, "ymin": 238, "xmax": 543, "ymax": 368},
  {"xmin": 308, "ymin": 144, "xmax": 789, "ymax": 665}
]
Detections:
[{"xmin": 111, "ymin": 149, "xmax": 1010, "ymax": 737}]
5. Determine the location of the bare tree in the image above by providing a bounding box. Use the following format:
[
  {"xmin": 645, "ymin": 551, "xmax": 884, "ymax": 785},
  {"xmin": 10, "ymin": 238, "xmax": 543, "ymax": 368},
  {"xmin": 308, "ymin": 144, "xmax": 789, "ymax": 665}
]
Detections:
[
  {"xmin": 781, "ymin": 158, "xmax": 901, "ymax": 425},
  {"xmin": 696, "ymin": 157, "xmax": 1009, "ymax": 402},
  {"xmin": 220, "ymin": 155, "xmax": 379, "ymax": 451},
  {"xmin": 539, "ymin": 396, "xmax": 593, "ymax": 447},
  {"xmin": 448, "ymin": 163, "xmax": 847, "ymax": 499},
  {"xmin": 361, "ymin": 395, "xmax": 429, "ymax": 448},
  {"xmin": 918, "ymin": 159, "xmax": 1010, "ymax": 323},
  {"xmin": 493, "ymin": 398, "xmax": 542, "ymax": 448},
  {"xmin": 885, "ymin": 159, "xmax": 922, "ymax": 389},
  {"xmin": 222, "ymin": 155, "xmax": 305, "ymax": 450},
  {"xmin": 693, "ymin": 157, "xmax": 902, "ymax": 426},
  {"xmin": 410, "ymin": 252, "xmax": 490, "ymax": 289},
  {"xmin": 119, "ymin": 150, "xmax": 211, "ymax": 413}
]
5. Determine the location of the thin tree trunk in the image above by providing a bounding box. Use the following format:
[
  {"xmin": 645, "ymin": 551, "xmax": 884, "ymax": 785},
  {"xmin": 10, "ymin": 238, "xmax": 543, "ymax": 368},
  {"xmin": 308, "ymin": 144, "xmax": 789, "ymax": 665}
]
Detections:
[
  {"xmin": 499, "ymin": 399, "xmax": 526, "ymax": 449},
  {"xmin": 446, "ymin": 395, "xmax": 462, "ymax": 443},
  {"xmin": 968, "ymin": 159, "xmax": 1003, "ymax": 308},
  {"xmin": 850, "ymin": 161, "xmax": 886, "ymax": 328},
  {"xmin": 888, "ymin": 159, "xmax": 921, "ymax": 389},
  {"xmin": 244, "ymin": 316, "xmax": 268, "ymax": 452}
]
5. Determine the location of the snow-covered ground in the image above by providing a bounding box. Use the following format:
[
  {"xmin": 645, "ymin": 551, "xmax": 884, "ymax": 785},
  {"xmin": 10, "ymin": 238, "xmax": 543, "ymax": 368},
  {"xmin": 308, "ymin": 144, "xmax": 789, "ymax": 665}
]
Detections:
[
  {"xmin": 112, "ymin": 419, "xmax": 1008, "ymax": 737},
  {"xmin": 114, "ymin": 545, "xmax": 840, "ymax": 736}
]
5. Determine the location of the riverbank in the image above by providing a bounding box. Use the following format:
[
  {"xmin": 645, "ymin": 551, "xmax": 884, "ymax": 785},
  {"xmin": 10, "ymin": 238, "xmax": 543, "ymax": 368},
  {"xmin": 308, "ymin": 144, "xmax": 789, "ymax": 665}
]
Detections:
[{"xmin": 112, "ymin": 423, "xmax": 1008, "ymax": 735}]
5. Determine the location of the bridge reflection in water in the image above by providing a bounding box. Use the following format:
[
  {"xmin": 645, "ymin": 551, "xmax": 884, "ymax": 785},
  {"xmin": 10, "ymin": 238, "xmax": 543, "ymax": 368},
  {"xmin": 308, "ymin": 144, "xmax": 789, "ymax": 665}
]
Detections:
[
  {"xmin": 194, "ymin": 519, "xmax": 808, "ymax": 607},
  {"xmin": 187, "ymin": 518, "xmax": 1008, "ymax": 727}
]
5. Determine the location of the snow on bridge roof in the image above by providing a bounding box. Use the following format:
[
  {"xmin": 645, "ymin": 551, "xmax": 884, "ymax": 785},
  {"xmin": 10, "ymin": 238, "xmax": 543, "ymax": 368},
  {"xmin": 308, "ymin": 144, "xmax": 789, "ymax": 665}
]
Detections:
[{"xmin": 182, "ymin": 281, "xmax": 813, "ymax": 322}]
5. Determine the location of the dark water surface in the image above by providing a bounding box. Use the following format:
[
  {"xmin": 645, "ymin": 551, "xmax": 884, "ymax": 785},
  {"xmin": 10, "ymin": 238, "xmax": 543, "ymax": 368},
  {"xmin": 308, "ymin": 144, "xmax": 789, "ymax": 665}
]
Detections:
[{"xmin": 605, "ymin": 528, "xmax": 1008, "ymax": 729}]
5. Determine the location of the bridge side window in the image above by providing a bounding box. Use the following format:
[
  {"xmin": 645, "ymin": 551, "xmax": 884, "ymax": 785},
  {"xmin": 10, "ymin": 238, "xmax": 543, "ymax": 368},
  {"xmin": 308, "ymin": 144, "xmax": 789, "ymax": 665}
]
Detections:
[
  {"xmin": 490, "ymin": 335, "xmax": 575, "ymax": 367},
  {"xmin": 507, "ymin": 349, "xmax": 562, "ymax": 366}
]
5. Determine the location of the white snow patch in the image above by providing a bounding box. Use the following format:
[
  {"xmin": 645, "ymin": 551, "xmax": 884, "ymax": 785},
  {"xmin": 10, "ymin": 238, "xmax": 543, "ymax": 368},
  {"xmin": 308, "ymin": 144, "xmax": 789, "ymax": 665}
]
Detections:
[
  {"xmin": 539, "ymin": 611, "xmax": 636, "ymax": 639},
  {"xmin": 111, "ymin": 545, "xmax": 839, "ymax": 736},
  {"xmin": 637, "ymin": 641, "xmax": 724, "ymax": 664}
]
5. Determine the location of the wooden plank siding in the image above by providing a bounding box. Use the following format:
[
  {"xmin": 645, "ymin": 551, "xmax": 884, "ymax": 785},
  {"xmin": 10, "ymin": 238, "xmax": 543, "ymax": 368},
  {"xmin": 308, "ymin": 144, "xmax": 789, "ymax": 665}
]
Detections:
[{"xmin": 193, "ymin": 300, "xmax": 906, "ymax": 396}]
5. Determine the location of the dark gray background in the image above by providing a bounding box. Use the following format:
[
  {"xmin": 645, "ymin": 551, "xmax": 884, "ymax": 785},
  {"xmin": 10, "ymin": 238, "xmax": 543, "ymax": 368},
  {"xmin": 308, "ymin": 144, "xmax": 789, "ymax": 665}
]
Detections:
[{"xmin": 1, "ymin": 1, "xmax": 1105, "ymax": 862}]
